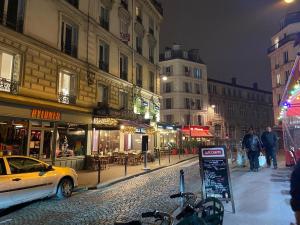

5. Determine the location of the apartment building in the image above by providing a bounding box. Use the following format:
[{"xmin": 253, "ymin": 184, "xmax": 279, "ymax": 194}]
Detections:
[
  {"xmin": 0, "ymin": 0, "xmax": 163, "ymax": 169},
  {"xmin": 268, "ymin": 11, "xmax": 300, "ymax": 125}
]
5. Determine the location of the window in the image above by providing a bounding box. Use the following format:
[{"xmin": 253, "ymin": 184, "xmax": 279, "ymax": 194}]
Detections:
[
  {"xmin": 149, "ymin": 71, "xmax": 155, "ymax": 92},
  {"xmin": 120, "ymin": 20, "xmax": 129, "ymax": 44},
  {"xmin": 212, "ymin": 85, "xmax": 217, "ymax": 94},
  {"xmin": 195, "ymin": 84, "xmax": 201, "ymax": 94},
  {"xmin": 165, "ymin": 114, "xmax": 173, "ymax": 123},
  {"xmin": 277, "ymin": 94, "xmax": 281, "ymax": 106},
  {"xmin": 136, "ymin": 6, "xmax": 142, "ymax": 23},
  {"xmin": 120, "ymin": 54, "xmax": 128, "ymax": 81},
  {"xmin": 0, "ymin": 50, "xmax": 20, "ymax": 93},
  {"xmin": 184, "ymin": 98, "xmax": 190, "ymax": 109},
  {"xmin": 0, "ymin": 0, "xmax": 24, "ymax": 32},
  {"xmin": 283, "ymin": 51, "xmax": 289, "ymax": 64},
  {"xmin": 276, "ymin": 73, "xmax": 281, "ymax": 85},
  {"xmin": 197, "ymin": 115, "xmax": 202, "ymax": 125},
  {"xmin": 0, "ymin": 158, "xmax": 6, "ymax": 175},
  {"xmin": 58, "ymin": 71, "xmax": 77, "ymax": 104},
  {"xmin": 214, "ymin": 104, "xmax": 220, "ymax": 114},
  {"xmin": 121, "ymin": 0, "xmax": 128, "ymax": 10},
  {"xmin": 184, "ymin": 66, "xmax": 190, "ymax": 76},
  {"xmin": 165, "ymin": 50, "xmax": 171, "ymax": 59},
  {"xmin": 136, "ymin": 36, "xmax": 143, "ymax": 54},
  {"xmin": 184, "ymin": 82, "xmax": 190, "ymax": 93},
  {"xmin": 149, "ymin": 47, "xmax": 154, "ymax": 63},
  {"xmin": 100, "ymin": 6, "xmax": 110, "ymax": 30},
  {"xmin": 65, "ymin": 0, "xmax": 78, "ymax": 8},
  {"xmin": 285, "ymin": 70, "xmax": 290, "ymax": 84},
  {"xmin": 119, "ymin": 91, "xmax": 128, "ymax": 109},
  {"xmin": 99, "ymin": 41, "xmax": 109, "ymax": 72},
  {"xmin": 185, "ymin": 114, "xmax": 191, "ymax": 125},
  {"xmin": 61, "ymin": 20, "xmax": 78, "ymax": 57},
  {"xmin": 165, "ymin": 98, "xmax": 172, "ymax": 109},
  {"xmin": 165, "ymin": 82, "xmax": 172, "ymax": 93},
  {"xmin": 183, "ymin": 51, "xmax": 188, "ymax": 59},
  {"xmin": 222, "ymin": 87, "xmax": 226, "ymax": 95},
  {"xmin": 149, "ymin": 17, "xmax": 154, "ymax": 35},
  {"xmin": 196, "ymin": 99, "xmax": 202, "ymax": 110},
  {"xmin": 136, "ymin": 64, "xmax": 143, "ymax": 87},
  {"xmin": 97, "ymin": 83, "xmax": 108, "ymax": 105},
  {"xmin": 166, "ymin": 66, "xmax": 172, "ymax": 76},
  {"xmin": 214, "ymin": 124, "xmax": 221, "ymax": 138},
  {"xmin": 7, "ymin": 157, "xmax": 46, "ymax": 174},
  {"xmin": 194, "ymin": 68, "xmax": 202, "ymax": 79}
]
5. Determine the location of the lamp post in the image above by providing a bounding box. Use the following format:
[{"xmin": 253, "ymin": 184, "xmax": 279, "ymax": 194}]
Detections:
[{"xmin": 189, "ymin": 100, "xmax": 195, "ymax": 152}]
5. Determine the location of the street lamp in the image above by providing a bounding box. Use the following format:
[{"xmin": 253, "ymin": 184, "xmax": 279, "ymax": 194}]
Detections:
[{"xmin": 162, "ymin": 75, "xmax": 168, "ymax": 81}]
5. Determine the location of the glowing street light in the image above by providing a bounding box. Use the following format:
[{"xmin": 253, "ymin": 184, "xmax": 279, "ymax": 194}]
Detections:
[
  {"xmin": 162, "ymin": 75, "xmax": 168, "ymax": 81},
  {"xmin": 284, "ymin": 0, "xmax": 294, "ymax": 3}
]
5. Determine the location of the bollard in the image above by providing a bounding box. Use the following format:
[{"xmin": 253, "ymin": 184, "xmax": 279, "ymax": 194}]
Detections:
[
  {"xmin": 168, "ymin": 148, "xmax": 171, "ymax": 164},
  {"xmin": 143, "ymin": 151, "xmax": 150, "ymax": 170},
  {"xmin": 97, "ymin": 158, "xmax": 101, "ymax": 184},
  {"xmin": 179, "ymin": 169, "xmax": 185, "ymax": 208},
  {"xmin": 158, "ymin": 148, "xmax": 161, "ymax": 166},
  {"xmin": 125, "ymin": 154, "xmax": 128, "ymax": 176}
]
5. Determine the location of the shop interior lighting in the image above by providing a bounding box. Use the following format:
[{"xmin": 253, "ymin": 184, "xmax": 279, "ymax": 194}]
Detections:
[{"xmin": 0, "ymin": 122, "xmax": 7, "ymax": 125}]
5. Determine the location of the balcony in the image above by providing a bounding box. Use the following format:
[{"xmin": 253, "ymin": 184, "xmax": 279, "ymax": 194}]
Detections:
[
  {"xmin": 120, "ymin": 0, "xmax": 128, "ymax": 10},
  {"xmin": 100, "ymin": 18, "xmax": 109, "ymax": 31},
  {"xmin": 61, "ymin": 42, "xmax": 77, "ymax": 58},
  {"xmin": 120, "ymin": 71, "xmax": 128, "ymax": 81},
  {"xmin": 0, "ymin": 77, "xmax": 18, "ymax": 94},
  {"xmin": 58, "ymin": 92, "xmax": 76, "ymax": 104},
  {"xmin": 136, "ymin": 80, "xmax": 143, "ymax": 87},
  {"xmin": 99, "ymin": 61, "xmax": 109, "ymax": 73},
  {"xmin": 150, "ymin": 0, "xmax": 163, "ymax": 16},
  {"xmin": 65, "ymin": 0, "xmax": 79, "ymax": 8},
  {"xmin": 0, "ymin": 12, "xmax": 23, "ymax": 33},
  {"xmin": 268, "ymin": 33, "xmax": 300, "ymax": 54}
]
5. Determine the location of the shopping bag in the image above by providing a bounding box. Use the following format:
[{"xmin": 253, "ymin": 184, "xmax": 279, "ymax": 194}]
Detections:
[{"xmin": 259, "ymin": 153, "xmax": 266, "ymax": 167}]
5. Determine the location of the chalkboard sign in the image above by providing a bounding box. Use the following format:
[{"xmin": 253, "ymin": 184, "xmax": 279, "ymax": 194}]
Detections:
[{"xmin": 199, "ymin": 146, "xmax": 235, "ymax": 213}]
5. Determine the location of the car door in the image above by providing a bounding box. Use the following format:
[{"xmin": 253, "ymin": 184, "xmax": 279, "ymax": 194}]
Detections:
[
  {"xmin": 6, "ymin": 157, "xmax": 53, "ymax": 204},
  {"xmin": 0, "ymin": 157, "xmax": 13, "ymax": 209}
]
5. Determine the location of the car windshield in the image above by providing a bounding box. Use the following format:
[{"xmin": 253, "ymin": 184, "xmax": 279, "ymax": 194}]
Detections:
[{"xmin": 7, "ymin": 157, "xmax": 46, "ymax": 174}]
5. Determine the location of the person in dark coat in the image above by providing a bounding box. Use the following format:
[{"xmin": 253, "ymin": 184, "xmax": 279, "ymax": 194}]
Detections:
[
  {"xmin": 242, "ymin": 128, "xmax": 262, "ymax": 172},
  {"xmin": 291, "ymin": 161, "xmax": 300, "ymax": 224},
  {"xmin": 261, "ymin": 127, "xmax": 278, "ymax": 169}
]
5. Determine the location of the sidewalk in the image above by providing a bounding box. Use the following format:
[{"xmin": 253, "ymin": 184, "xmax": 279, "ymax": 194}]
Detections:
[{"xmin": 77, "ymin": 154, "xmax": 197, "ymax": 188}]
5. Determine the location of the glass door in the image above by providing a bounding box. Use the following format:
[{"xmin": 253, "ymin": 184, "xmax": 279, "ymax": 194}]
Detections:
[{"xmin": 29, "ymin": 129, "xmax": 41, "ymax": 158}]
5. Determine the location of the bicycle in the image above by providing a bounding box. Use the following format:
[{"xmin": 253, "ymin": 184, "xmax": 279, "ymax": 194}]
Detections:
[{"xmin": 114, "ymin": 210, "xmax": 174, "ymax": 225}]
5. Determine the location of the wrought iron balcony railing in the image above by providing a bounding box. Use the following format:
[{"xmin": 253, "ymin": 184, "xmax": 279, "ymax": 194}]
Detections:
[
  {"xmin": 61, "ymin": 42, "xmax": 77, "ymax": 58},
  {"xmin": 0, "ymin": 77, "xmax": 19, "ymax": 94},
  {"xmin": 99, "ymin": 61, "xmax": 109, "ymax": 72},
  {"xmin": 58, "ymin": 92, "xmax": 76, "ymax": 105}
]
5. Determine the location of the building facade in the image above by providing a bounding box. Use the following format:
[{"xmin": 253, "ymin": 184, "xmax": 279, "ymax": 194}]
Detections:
[
  {"xmin": 0, "ymin": 0, "xmax": 163, "ymax": 169},
  {"xmin": 268, "ymin": 11, "xmax": 300, "ymax": 125},
  {"xmin": 208, "ymin": 78, "xmax": 273, "ymax": 144},
  {"xmin": 159, "ymin": 44, "xmax": 209, "ymax": 127}
]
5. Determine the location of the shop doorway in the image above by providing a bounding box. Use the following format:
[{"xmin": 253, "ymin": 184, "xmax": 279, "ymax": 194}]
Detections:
[{"xmin": 27, "ymin": 121, "xmax": 54, "ymax": 160}]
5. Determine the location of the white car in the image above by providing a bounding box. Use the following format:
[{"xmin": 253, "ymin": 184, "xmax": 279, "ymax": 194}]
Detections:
[{"xmin": 0, "ymin": 156, "xmax": 78, "ymax": 210}]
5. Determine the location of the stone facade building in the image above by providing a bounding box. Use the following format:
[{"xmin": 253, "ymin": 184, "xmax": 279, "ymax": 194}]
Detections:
[
  {"xmin": 0, "ymin": 0, "xmax": 163, "ymax": 169},
  {"xmin": 208, "ymin": 78, "xmax": 273, "ymax": 144},
  {"xmin": 268, "ymin": 11, "xmax": 300, "ymax": 125}
]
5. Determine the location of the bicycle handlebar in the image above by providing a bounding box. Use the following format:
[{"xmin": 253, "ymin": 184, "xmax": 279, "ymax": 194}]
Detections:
[{"xmin": 170, "ymin": 192, "xmax": 195, "ymax": 199}]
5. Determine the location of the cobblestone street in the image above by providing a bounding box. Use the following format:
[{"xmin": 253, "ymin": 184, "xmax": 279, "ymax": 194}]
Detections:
[{"xmin": 0, "ymin": 158, "xmax": 201, "ymax": 225}]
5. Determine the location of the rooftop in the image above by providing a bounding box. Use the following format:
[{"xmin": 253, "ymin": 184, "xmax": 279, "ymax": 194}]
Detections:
[
  {"xmin": 280, "ymin": 11, "xmax": 300, "ymax": 31},
  {"xmin": 150, "ymin": 0, "xmax": 163, "ymax": 16}
]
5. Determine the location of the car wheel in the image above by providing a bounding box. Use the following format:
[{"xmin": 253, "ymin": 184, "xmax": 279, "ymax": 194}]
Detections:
[{"xmin": 56, "ymin": 177, "xmax": 73, "ymax": 199}]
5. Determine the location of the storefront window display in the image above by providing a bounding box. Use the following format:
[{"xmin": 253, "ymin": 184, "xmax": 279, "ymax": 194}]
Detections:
[
  {"xmin": 56, "ymin": 123, "xmax": 87, "ymax": 158},
  {"xmin": 0, "ymin": 117, "xmax": 28, "ymax": 156},
  {"xmin": 92, "ymin": 129, "xmax": 120, "ymax": 155}
]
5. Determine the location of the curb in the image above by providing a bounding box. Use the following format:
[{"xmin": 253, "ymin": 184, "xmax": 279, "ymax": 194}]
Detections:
[{"xmin": 87, "ymin": 156, "xmax": 199, "ymax": 191}]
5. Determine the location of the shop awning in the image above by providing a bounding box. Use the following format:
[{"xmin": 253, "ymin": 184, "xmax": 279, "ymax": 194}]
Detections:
[{"xmin": 181, "ymin": 126, "xmax": 213, "ymax": 138}]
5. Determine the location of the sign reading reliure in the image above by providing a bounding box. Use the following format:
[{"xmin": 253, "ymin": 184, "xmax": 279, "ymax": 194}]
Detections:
[
  {"xmin": 31, "ymin": 109, "xmax": 61, "ymax": 121},
  {"xmin": 199, "ymin": 146, "xmax": 235, "ymax": 213}
]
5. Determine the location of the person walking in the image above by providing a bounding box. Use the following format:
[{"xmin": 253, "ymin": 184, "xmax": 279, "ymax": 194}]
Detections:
[
  {"xmin": 261, "ymin": 127, "xmax": 278, "ymax": 169},
  {"xmin": 242, "ymin": 128, "xmax": 262, "ymax": 172},
  {"xmin": 291, "ymin": 161, "xmax": 300, "ymax": 225}
]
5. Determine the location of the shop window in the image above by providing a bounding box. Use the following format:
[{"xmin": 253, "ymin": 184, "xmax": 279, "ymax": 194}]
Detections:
[
  {"xmin": 93, "ymin": 130, "xmax": 120, "ymax": 154},
  {"xmin": 0, "ymin": 119, "xmax": 28, "ymax": 156},
  {"xmin": 7, "ymin": 157, "xmax": 45, "ymax": 174},
  {"xmin": 0, "ymin": 50, "xmax": 20, "ymax": 94},
  {"xmin": 58, "ymin": 71, "xmax": 77, "ymax": 104},
  {"xmin": 99, "ymin": 41, "xmax": 109, "ymax": 72},
  {"xmin": 120, "ymin": 54, "xmax": 128, "ymax": 81},
  {"xmin": 119, "ymin": 91, "xmax": 128, "ymax": 109},
  {"xmin": 97, "ymin": 83, "xmax": 108, "ymax": 106},
  {"xmin": 61, "ymin": 19, "xmax": 78, "ymax": 58},
  {"xmin": 56, "ymin": 124, "xmax": 87, "ymax": 158}
]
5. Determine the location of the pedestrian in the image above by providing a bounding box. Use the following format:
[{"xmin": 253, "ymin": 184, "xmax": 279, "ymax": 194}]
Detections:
[
  {"xmin": 290, "ymin": 161, "xmax": 300, "ymax": 225},
  {"xmin": 242, "ymin": 127, "xmax": 262, "ymax": 172},
  {"xmin": 261, "ymin": 126, "xmax": 278, "ymax": 169}
]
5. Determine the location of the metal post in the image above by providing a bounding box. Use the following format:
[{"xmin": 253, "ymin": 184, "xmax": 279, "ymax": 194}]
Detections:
[
  {"xmin": 97, "ymin": 158, "xmax": 101, "ymax": 184},
  {"xmin": 143, "ymin": 151, "xmax": 150, "ymax": 171},
  {"xmin": 125, "ymin": 154, "xmax": 128, "ymax": 176},
  {"xmin": 168, "ymin": 147, "xmax": 171, "ymax": 163},
  {"xmin": 179, "ymin": 169, "xmax": 185, "ymax": 208}
]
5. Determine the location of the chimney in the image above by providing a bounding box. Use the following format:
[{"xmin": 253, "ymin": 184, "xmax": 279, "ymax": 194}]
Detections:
[
  {"xmin": 253, "ymin": 82, "xmax": 258, "ymax": 90},
  {"xmin": 232, "ymin": 77, "xmax": 237, "ymax": 85}
]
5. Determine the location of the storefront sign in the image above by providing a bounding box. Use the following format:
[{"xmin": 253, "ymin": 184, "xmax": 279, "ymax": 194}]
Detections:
[
  {"xmin": 93, "ymin": 118, "xmax": 119, "ymax": 127},
  {"xmin": 31, "ymin": 109, "xmax": 61, "ymax": 121}
]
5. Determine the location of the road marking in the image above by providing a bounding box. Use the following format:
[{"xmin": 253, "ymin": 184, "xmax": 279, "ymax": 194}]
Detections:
[{"xmin": 0, "ymin": 219, "xmax": 13, "ymax": 224}]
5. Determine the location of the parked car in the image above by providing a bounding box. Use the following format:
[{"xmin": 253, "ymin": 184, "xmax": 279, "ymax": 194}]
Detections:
[{"xmin": 0, "ymin": 155, "xmax": 78, "ymax": 210}]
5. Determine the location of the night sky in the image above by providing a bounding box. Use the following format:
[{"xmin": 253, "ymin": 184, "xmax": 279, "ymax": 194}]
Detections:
[{"xmin": 160, "ymin": 0, "xmax": 300, "ymax": 91}]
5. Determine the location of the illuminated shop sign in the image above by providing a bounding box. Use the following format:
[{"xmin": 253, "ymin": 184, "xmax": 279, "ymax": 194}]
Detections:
[
  {"xmin": 31, "ymin": 109, "xmax": 61, "ymax": 120},
  {"xmin": 93, "ymin": 118, "xmax": 119, "ymax": 127}
]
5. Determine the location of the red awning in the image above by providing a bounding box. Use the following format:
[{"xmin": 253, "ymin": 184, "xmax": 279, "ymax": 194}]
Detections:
[{"xmin": 181, "ymin": 126, "xmax": 213, "ymax": 137}]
